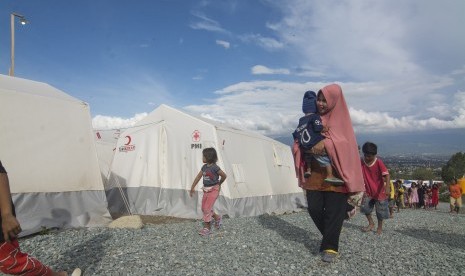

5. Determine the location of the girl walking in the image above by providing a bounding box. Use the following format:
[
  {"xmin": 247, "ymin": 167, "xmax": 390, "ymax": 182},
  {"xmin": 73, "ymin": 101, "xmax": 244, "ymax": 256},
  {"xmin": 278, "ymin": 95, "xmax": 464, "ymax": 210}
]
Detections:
[{"xmin": 190, "ymin": 148, "xmax": 227, "ymax": 236}]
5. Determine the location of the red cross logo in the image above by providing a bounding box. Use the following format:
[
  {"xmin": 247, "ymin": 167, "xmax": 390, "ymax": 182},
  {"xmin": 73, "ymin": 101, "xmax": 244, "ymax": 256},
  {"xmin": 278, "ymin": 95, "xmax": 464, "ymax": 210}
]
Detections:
[{"xmin": 192, "ymin": 130, "xmax": 201, "ymax": 142}]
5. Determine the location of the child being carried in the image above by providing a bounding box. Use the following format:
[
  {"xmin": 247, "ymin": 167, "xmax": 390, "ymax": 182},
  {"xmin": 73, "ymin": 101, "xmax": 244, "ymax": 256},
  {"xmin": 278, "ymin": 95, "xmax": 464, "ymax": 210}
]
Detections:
[{"xmin": 292, "ymin": 90, "xmax": 344, "ymax": 185}]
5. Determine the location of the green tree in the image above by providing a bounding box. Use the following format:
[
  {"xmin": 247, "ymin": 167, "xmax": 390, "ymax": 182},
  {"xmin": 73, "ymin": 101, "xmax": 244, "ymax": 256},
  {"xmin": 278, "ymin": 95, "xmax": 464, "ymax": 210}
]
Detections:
[
  {"xmin": 411, "ymin": 167, "xmax": 434, "ymax": 181},
  {"xmin": 388, "ymin": 168, "xmax": 398, "ymax": 179},
  {"xmin": 441, "ymin": 152, "xmax": 465, "ymax": 182}
]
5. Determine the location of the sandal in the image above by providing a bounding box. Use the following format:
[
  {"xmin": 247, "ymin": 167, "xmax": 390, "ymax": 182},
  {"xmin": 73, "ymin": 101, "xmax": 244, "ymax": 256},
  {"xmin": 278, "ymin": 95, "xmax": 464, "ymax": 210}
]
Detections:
[
  {"xmin": 199, "ymin": 228, "xmax": 211, "ymax": 236},
  {"xmin": 321, "ymin": 249, "xmax": 338, "ymax": 263},
  {"xmin": 71, "ymin": 268, "xmax": 82, "ymax": 276}
]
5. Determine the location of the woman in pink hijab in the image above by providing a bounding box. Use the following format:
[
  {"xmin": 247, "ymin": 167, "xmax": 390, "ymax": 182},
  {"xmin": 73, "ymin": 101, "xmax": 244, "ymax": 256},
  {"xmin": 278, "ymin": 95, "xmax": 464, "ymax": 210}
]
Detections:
[{"xmin": 302, "ymin": 83, "xmax": 364, "ymax": 263}]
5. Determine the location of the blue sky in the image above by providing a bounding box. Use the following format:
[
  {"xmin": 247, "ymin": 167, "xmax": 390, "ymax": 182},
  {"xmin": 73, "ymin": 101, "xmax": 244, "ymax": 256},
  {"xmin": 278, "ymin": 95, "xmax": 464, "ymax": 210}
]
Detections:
[{"xmin": 1, "ymin": 0, "xmax": 465, "ymax": 138}]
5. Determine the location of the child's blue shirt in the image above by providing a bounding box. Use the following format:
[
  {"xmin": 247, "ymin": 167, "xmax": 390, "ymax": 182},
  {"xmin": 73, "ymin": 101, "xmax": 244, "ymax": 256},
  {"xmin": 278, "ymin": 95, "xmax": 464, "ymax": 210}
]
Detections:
[{"xmin": 292, "ymin": 113, "xmax": 324, "ymax": 149}]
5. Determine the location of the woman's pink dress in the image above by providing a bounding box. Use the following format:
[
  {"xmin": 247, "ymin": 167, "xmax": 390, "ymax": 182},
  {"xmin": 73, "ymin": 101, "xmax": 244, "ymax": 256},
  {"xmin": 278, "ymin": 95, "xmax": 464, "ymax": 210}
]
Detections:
[{"xmin": 410, "ymin": 187, "xmax": 419, "ymax": 203}]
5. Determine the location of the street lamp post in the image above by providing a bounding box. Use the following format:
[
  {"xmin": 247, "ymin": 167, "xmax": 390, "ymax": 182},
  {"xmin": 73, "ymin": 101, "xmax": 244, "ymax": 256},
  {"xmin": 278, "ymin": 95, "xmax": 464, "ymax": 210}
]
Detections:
[{"xmin": 9, "ymin": 12, "xmax": 28, "ymax": 76}]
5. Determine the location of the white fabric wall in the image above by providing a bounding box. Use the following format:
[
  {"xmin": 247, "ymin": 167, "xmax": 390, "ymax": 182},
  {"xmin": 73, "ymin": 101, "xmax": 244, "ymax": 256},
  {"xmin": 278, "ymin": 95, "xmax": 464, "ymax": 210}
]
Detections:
[
  {"xmin": 0, "ymin": 74, "xmax": 111, "ymax": 234},
  {"xmin": 1, "ymin": 88, "xmax": 102, "ymax": 192}
]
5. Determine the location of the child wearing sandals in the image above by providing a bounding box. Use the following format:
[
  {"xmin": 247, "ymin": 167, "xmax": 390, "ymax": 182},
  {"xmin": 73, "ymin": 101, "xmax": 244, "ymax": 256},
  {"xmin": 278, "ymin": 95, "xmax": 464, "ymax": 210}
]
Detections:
[
  {"xmin": 190, "ymin": 148, "xmax": 227, "ymax": 236},
  {"xmin": 292, "ymin": 91, "xmax": 344, "ymax": 184}
]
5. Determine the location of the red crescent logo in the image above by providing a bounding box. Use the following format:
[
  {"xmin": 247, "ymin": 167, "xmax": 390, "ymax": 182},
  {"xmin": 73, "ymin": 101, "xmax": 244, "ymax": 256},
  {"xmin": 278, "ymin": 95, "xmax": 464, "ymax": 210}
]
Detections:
[{"xmin": 125, "ymin": 135, "xmax": 132, "ymax": 145}]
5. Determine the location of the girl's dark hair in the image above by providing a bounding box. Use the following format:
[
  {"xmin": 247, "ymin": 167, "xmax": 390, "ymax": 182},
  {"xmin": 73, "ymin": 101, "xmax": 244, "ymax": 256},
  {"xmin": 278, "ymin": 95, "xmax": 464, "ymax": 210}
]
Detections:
[
  {"xmin": 362, "ymin": 142, "xmax": 377, "ymax": 155},
  {"xmin": 203, "ymin": 147, "xmax": 218, "ymax": 163}
]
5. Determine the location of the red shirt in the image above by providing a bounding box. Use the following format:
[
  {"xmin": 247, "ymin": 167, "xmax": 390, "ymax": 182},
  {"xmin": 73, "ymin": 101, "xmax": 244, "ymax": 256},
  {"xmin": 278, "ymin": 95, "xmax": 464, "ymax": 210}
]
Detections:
[{"xmin": 361, "ymin": 158, "xmax": 389, "ymax": 200}]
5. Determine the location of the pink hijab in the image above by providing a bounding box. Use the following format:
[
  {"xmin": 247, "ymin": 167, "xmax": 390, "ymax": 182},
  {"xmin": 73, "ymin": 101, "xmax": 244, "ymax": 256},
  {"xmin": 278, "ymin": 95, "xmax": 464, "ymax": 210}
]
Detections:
[{"xmin": 320, "ymin": 84, "xmax": 365, "ymax": 192}]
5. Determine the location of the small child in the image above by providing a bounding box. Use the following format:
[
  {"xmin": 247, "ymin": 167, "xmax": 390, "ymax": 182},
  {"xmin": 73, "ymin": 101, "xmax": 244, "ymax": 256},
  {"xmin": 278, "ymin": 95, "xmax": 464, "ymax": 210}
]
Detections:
[
  {"xmin": 0, "ymin": 160, "xmax": 80, "ymax": 276},
  {"xmin": 190, "ymin": 148, "xmax": 227, "ymax": 236},
  {"xmin": 292, "ymin": 91, "xmax": 343, "ymax": 184},
  {"xmin": 359, "ymin": 142, "xmax": 390, "ymax": 235},
  {"xmin": 424, "ymin": 186, "xmax": 431, "ymax": 209},
  {"xmin": 449, "ymin": 178, "xmax": 462, "ymax": 214},
  {"xmin": 388, "ymin": 180, "xmax": 395, "ymax": 218},
  {"xmin": 394, "ymin": 180, "xmax": 404, "ymax": 211}
]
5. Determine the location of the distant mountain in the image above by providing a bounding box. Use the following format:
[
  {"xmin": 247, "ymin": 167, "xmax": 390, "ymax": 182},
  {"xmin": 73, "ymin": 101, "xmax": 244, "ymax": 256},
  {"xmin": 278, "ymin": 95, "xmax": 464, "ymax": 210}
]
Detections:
[{"xmin": 274, "ymin": 128, "xmax": 465, "ymax": 156}]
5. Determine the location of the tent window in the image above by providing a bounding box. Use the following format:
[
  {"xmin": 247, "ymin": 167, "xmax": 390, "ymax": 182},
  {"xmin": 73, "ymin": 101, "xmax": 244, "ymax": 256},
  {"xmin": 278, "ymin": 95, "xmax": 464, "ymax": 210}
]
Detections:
[
  {"xmin": 273, "ymin": 144, "xmax": 283, "ymax": 166},
  {"xmin": 232, "ymin": 163, "xmax": 245, "ymax": 183}
]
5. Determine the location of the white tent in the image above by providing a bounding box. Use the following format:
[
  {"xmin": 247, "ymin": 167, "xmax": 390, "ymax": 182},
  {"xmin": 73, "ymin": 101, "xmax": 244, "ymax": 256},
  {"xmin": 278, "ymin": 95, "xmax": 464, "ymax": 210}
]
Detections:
[
  {"xmin": 0, "ymin": 75, "xmax": 111, "ymax": 235},
  {"xmin": 93, "ymin": 128, "xmax": 122, "ymax": 186},
  {"xmin": 106, "ymin": 104, "xmax": 306, "ymax": 219}
]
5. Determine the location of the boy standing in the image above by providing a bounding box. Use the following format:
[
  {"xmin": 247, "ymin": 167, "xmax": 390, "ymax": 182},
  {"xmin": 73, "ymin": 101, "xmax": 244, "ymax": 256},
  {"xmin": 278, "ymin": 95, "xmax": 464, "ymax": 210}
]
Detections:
[
  {"xmin": 360, "ymin": 142, "xmax": 391, "ymax": 235},
  {"xmin": 0, "ymin": 160, "xmax": 78, "ymax": 276}
]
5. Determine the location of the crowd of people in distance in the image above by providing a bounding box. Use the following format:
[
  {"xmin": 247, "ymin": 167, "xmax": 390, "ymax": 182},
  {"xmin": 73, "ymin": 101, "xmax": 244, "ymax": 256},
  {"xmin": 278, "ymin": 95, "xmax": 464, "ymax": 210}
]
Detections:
[
  {"xmin": 392, "ymin": 180, "xmax": 439, "ymax": 211},
  {"xmin": 392, "ymin": 179, "xmax": 462, "ymax": 214}
]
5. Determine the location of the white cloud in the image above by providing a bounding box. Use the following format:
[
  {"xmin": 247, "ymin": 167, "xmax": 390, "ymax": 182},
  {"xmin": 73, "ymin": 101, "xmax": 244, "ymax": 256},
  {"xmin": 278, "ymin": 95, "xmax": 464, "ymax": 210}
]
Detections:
[
  {"xmin": 251, "ymin": 65, "xmax": 290, "ymax": 75},
  {"xmin": 92, "ymin": 113, "xmax": 148, "ymax": 130},
  {"xmin": 183, "ymin": 80, "xmax": 465, "ymax": 137},
  {"xmin": 238, "ymin": 33, "xmax": 284, "ymax": 51},
  {"xmin": 294, "ymin": 67, "xmax": 326, "ymax": 78},
  {"xmin": 216, "ymin": 40, "xmax": 230, "ymax": 49},
  {"xmin": 92, "ymin": 82, "xmax": 465, "ymax": 136},
  {"xmin": 189, "ymin": 11, "xmax": 230, "ymax": 34}
]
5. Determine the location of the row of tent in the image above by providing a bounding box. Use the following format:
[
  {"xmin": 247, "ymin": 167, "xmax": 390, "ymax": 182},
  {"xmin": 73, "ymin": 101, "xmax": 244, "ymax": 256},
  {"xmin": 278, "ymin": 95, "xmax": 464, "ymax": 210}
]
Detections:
[{"xmin": 0, "ymin": 74, "xmax": 306, "ymax": 235}]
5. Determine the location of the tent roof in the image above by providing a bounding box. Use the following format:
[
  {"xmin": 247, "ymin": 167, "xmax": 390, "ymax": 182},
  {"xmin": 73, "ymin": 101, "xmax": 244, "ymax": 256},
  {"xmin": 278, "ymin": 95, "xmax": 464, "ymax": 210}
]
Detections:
[
  {"xmin": 136, "ymin": 104, "xmax": 289, "ymax": 147},
  {"xmin": 0, "ymin": 74, "xmax": 83, "ymax": 104}
]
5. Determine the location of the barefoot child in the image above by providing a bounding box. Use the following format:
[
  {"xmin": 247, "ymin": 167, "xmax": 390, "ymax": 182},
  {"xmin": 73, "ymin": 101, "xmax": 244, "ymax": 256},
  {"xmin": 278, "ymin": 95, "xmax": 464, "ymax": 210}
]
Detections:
[
  {"xmin": 1, "ymin": 160, "xmax": 79, "ymax": 276},
  {"xmin": 292, "ymin": 91, "xmax": 343, "ymax": 184},
  {"xmin": 360, "ymin": 142, "xmax": 391, "ymax": 235},
  {"xmin": 190, "ymin": 148, "xmax": 227, "ymax": 236}
]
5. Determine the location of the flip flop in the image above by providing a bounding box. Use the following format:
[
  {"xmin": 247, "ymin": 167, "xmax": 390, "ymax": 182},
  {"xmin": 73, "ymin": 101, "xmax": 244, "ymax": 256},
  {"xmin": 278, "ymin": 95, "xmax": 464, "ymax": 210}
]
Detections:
[{"xmin": 71, "ymin": 268, "xmax": 82, "ymax": 276}]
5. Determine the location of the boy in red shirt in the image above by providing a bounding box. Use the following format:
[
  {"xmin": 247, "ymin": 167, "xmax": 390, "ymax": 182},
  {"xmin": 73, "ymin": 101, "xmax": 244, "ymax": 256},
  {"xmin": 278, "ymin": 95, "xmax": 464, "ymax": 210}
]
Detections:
[{"xmin": 360, "ymin": 142, "xmax": 390, "ymax": 235}]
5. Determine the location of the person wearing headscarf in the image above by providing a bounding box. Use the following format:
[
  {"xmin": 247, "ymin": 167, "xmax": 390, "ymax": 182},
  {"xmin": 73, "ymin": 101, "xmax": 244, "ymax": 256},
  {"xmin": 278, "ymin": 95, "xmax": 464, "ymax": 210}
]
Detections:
[
  {"xmin": 302, "ymin": 83, "xmax": 364, "ymax": 263},
  {"xmin": 292, "ymin": 91, "xmax": 343, "ymax": 184}
]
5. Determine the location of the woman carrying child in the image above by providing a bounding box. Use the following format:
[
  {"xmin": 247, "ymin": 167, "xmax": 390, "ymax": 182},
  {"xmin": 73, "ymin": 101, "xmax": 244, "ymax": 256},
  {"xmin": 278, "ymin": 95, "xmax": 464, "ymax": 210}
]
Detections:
[
  {"xmin": 292, "ymin": 90, "xmax": 344, "ymax": 184},
  {"xmin": 302, "ymin": 84, "xmax": 365, "ymax": 263}
]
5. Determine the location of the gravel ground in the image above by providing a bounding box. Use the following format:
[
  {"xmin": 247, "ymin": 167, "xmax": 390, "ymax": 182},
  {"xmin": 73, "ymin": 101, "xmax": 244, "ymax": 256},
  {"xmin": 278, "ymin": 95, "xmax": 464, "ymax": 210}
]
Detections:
[{"xmin": 8, "ymin": 202, "xmax": 465, "ymax": 276}]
